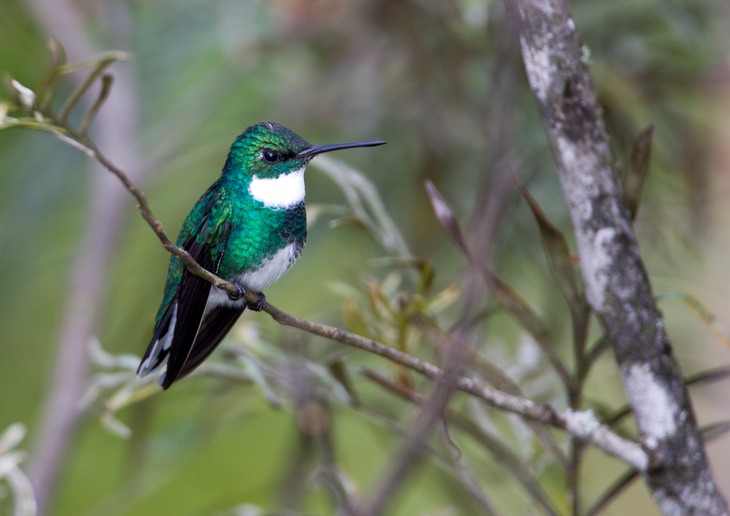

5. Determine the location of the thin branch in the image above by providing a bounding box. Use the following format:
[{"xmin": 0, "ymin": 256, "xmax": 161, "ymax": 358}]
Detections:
[
  {"xmin": 35, "ymin": 113, "xmax": 648, "ymax": 470},
  {"xmin": 585, "ymin": 468, "xmax": 640, "ymax": 516},
  {"xmin": 47, "ymin": 128, "xmax": 240, "ymax": 297},
  {"xmin": 13, "ymin": 8, "xmax": 139, "ymax": 514},
  {"xmin": 4, "ymin": 112, "xmax": 239, "ymax": 298},
  {"xmin": 425, "ymin": 180, "xmax": 572, "ymax": 390},
  {"xmin": 264, "ymin": 303, "xmax": 648, "ymax": 470},
  {"xmin": 6, "ymin": 54, "xmax": 651, "ymax": 498},
  {"xmin": 414, "ymin": 314, "xmax": 570, "ymax": 471},
  {"xmin": 361, "ymin": 368, "xmax": 558, "ymax": 515}
]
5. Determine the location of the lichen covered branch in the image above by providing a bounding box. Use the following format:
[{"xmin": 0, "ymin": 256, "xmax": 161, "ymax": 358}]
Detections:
[{"xmin": 503, "ymin": 0, "xmax": 727, "ymax": 512}]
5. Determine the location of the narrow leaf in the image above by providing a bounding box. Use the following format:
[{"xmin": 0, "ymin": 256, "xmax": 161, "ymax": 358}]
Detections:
[
  {"xmin": 623, "ymin": 124, "xmax": 653, "ymax": 220},
  {"xmin": 343, "ymin": 297, "xmax": 369, "ymax": 337},
  {"xmin": 57, "ymin": 50, "xmax": 133, "ymax": 75},
  {"xmin": 36, "ymin": 38, "xmax": 67, "ymax": 109},
  {"xmin": 519, "ymin": 184, "xmax": 591, "ymax": 361},
  {"xmin": 0, "ymin": 423, "xmax": 26, "ymax": 454},
  {"xmin": 61, "ymin": 62, "xmax": 111, "ymax": 121},
  {"xmin": 519, "ymin": 184, "xmax": 584, "ymax": 309},
  {"xmin": 80, "ymin": 73, "xmax": 113, "ymax": 134},
  {"xmin": 425, "ymin": 181, "xmax": 569, "ymax": 386},
  {"xmin": 424, "ymin": 180, "xmax": 470, "ymax": 257},
  {"xmin": 657, "ymin": 291, "xmax": 730, "ymax": 347},
  {"xmin": 701, "ymin": 421, "xmax": 730, "ymax": 444},
  {"xmin": 59, "ymin": 51, "xmax": 131, "ymax": 122},
  {"xmin": 314, "ymin": 157, "xmax": 411, "ymax": 258},
  {"xmin": 327, "ymin": 359, "xmax": 359, "ymax": 405},
  {"xmin": 685, "ymin": 366, "xmax": 730, "ymax": 388},
  {"xmin": 418, "ymin": 259, "xmax": 435, "ymax": 293}
]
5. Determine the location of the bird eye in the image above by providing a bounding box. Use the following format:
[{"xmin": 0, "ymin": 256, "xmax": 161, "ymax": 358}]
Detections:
[{"xmin": 262, "ymin": 150, "xmax": 279, "ymax": 164}]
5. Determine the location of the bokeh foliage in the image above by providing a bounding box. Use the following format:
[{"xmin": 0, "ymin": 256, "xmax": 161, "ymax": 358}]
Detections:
[{"xmin": 1, "ymin": 0, "xmax": 729, "ymax": 514}]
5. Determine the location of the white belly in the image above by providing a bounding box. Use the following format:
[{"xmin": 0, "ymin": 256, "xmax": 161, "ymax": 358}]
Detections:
[{"xmin": 206, "ymin": 243, "xmax": 300, "ymax": 310}]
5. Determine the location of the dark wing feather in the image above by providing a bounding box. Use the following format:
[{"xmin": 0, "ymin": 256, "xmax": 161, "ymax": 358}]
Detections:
[
  {"xmin": 139, "ymin": 186, "xmax": 237, "ymax": 388},
  {"xmin": 160, "ymin": 231, "xmax": 220, "ymax": 389},
  {"xmin": 173, "ymin": 304, "xmax": 245, "ymax": 380}
]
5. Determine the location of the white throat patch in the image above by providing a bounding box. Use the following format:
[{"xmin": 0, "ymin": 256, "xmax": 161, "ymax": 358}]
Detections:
[{"xmin": 249, "ymin": 168, "xmax": 305, "ymax": 208}]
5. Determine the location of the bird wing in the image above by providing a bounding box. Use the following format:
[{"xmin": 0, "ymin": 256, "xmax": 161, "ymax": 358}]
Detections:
[
  {"xmin": 160, "ymin": 194, "xmax": 235, "ymax": 388},
  {"xmin": 158, "ymin": 234, "xmax": 220, "ymax": 388},
  {"xmin": 138, "ymin": 188, "xmax": 237, "ymax": 389}
]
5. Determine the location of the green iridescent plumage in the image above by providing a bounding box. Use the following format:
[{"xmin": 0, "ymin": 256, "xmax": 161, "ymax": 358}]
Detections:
[{"xmin": 138, "ymin": 121, "xmax": 385, "ymax": 389}]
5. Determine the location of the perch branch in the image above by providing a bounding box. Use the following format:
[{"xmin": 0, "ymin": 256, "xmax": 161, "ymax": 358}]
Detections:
[
  {"xmin": 6, "ymin": 64, "xmax": 649, "ymax": 486},
  {"xmin": 27, "ymin": 114, "xmax": 649, "ymax": 471}
]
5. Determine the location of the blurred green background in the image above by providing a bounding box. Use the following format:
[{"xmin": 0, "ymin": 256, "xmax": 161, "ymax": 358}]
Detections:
[{"xmin": 2, "ymin": 0, "xmax": 730, "ymax": 514}]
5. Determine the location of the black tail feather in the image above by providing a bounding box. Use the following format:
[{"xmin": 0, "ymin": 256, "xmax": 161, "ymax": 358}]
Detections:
[{"xmin": 172, "ymin": 304, "xmax": 245, "ymax": 383}]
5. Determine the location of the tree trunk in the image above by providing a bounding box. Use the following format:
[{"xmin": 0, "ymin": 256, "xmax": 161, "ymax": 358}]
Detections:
[{"xmin": 503, "ymin": 0, "xmax": 728, "ymax": 513}]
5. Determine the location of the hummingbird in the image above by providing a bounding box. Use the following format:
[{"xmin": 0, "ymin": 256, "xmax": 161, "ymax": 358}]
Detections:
[{"xmin": 137, "ymin": 121, "xmax": 385, "ymax": 389}]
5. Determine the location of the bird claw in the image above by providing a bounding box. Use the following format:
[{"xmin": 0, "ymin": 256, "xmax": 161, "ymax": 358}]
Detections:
[
  {"xmin": 247, "ymin": 292, "xmax": 267, "ymax": 312},
  {"xmin": 227, "ymin": 284, "xmax": 266, "ymax": 311},
  {"xmin": 227, "ymin": 283, "xmax": 246, "ymax": 301}
]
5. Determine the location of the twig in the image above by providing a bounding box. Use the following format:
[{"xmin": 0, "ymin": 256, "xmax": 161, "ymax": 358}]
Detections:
[
  {"xmin": 39, "ymin": 128, "xmax": 241, "ymax": 298},
  {"xmin": 353, "ymin": 333, "xmax": 466, "ymax": 516},
  {"xmin": 361, "ymin": 368, "xmax": 558, "ymax": 515},
  {"xmin": 7, "ymin": 48, "xmax": 652, "ymax": 502},
  {"xmin": 44, "ymin": 121, "xmax": 649, "ymax": 469},
  {"xmin": 40, "ymin": 116, "xmax": 649, "ymax": 468},
  {"xmin": 584, "ymin": 468, "xmax": 640, "ymax": 516},
  {"xmin": 264, "ymin": 303, "xmax": 648, "ymax": 470},
  {"xmin": 15, "ymin": 7, "xmax": 141, "ymax": 515}
]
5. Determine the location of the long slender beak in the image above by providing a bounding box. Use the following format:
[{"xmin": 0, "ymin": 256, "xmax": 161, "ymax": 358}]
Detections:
[{"xmin": 297, "ymin": 140, "xmax": 386, "ymax": 158}]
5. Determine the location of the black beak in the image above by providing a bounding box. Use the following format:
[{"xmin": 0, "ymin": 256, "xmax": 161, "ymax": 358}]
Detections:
[{"xmin": 297, "ymin": 140, "xmax": 386, "ymax": 158}]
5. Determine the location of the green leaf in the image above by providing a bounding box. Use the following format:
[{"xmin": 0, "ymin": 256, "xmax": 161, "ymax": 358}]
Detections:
[
  {"xmin": 60, "ymin": 50, "xmax": 132, "ymax": 121},
  {"xmin": 657, "ymin": 290, "xmax": 730, "ymax": 347},
  {"xmin": 327, "ymin": 359, "xmax": 359, "ymax": 406},
  {"xmin": 424, "ymin": 180, "xmax": 470, "ymax": 257},
  {"xmin": 80, "ymin": 73, "xmax": 113, "ymax": 134},
  {"xmin": 519, "ymin": 184, "xmax": 590, "ymax": 361},
  {"xmin": 36, "ymin": 38, "xmax": 67, "ymax": 110},
  {"xmin": 519, "ymin": 184, "xmax": 584, "ymax": 310}
]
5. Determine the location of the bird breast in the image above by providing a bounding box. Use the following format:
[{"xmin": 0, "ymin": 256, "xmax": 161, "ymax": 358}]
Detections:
[{"xmin": 207, "ymin": 242, "xmax": 302, "ymax": 310}]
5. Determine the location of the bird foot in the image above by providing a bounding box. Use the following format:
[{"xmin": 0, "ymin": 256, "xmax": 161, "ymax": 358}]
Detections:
[
  {"xmin": 247, "ymin": 291, "xmax": 267, "ymax": 312},
  {"xmin": 227, "ymin": 283, "xmax": 246, "ymax": 301},
  {"xmin": 226, "ymin": 283, "xmax": 266, "ymax": 311}
]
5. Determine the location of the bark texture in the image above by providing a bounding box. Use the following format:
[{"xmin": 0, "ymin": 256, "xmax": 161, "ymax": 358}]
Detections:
[{"xmin": 503, "ymin": 0, "xmax": 728, "ymax": 513}]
